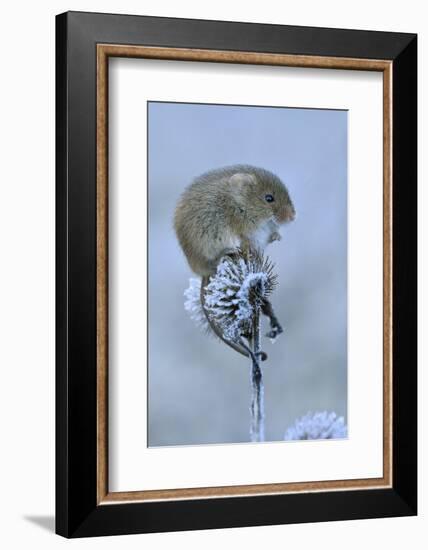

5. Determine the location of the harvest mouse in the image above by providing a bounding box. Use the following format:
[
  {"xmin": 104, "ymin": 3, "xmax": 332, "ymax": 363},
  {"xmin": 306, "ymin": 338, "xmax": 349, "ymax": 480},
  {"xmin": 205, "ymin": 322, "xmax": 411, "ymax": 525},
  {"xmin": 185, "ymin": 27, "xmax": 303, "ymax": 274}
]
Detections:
[{"xmin": 174, "ymin": 165, "xmax": 295, "ymax": 360}]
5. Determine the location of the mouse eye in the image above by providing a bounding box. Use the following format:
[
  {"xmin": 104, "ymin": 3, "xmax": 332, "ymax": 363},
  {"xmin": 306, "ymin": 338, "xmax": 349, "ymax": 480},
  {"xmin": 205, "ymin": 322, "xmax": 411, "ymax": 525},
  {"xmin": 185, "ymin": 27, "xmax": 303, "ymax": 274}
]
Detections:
[{"xmin": 264, "ymin": 194, "xmax": 274, "ymax": 203}]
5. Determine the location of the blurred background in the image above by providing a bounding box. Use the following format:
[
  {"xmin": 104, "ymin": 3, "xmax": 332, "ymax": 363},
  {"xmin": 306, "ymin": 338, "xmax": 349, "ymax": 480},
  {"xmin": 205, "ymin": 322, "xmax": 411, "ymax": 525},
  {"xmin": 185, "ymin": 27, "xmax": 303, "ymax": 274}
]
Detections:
[{"xmin": 147, "ymin": 101, "xmax": 347, "ymax": 446}]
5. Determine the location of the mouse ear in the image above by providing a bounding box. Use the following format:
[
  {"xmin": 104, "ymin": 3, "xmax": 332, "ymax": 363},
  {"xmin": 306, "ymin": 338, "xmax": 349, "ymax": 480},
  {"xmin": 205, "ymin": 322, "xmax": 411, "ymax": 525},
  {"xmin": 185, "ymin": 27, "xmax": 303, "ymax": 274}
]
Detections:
[
  {"xmin": 229, "ymin": 172, "xmax": 257, "ymax": 189},
  {"xmin": 229, "ymin": 173, "xmax": 257, "ymax": 207}
]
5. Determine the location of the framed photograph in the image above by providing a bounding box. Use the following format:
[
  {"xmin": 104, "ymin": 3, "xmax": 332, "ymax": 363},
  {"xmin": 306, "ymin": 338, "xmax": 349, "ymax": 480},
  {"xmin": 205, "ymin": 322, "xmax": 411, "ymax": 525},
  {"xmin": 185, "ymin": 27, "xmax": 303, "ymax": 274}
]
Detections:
[{"xmin": 56, "ymin": 11, "xmax": 417, "ymax": 538}]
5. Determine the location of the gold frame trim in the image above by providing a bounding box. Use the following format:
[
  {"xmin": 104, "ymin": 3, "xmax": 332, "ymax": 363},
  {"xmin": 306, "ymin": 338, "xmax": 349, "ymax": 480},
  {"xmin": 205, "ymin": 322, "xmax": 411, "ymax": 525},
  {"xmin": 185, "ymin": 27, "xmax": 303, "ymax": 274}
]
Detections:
[{"xmin": 96, "ymin": 44, "xmax": 393, "ymax": 505}]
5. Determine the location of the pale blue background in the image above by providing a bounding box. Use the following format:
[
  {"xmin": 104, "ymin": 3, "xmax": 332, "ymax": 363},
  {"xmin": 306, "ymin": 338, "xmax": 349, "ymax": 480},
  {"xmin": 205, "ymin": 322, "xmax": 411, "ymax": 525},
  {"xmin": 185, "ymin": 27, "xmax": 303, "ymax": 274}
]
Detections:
[{"xmin": 148, "ymin": 101, "xmax": 347, "ymax": 446}]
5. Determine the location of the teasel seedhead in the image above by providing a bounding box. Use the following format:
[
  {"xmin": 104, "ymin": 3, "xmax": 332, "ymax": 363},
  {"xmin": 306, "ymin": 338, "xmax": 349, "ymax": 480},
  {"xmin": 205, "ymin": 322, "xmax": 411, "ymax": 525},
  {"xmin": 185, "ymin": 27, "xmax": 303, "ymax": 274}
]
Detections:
[
  {"xmin": 284, "ymin": 411, "xmax": 348, "ymax": 441},
  {"xmin": 200, "ymin": 249, "xmax": 277, "ymax": 343}
]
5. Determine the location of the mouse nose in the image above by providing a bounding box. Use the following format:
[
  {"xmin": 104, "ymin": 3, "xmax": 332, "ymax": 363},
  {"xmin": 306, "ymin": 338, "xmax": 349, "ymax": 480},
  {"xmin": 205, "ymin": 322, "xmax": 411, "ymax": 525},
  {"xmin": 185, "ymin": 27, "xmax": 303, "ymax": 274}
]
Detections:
[{"xmin": 288, "ymin": 205, "xmax": 296, "ymax": 221}]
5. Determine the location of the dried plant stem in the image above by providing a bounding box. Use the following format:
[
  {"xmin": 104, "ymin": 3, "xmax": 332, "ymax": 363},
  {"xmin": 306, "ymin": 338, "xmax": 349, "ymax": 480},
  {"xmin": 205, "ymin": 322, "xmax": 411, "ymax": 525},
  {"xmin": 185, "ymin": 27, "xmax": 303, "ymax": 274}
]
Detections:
[{"xmin": 249, "ymin": 306, "xmax": 265, "ymax": 442}]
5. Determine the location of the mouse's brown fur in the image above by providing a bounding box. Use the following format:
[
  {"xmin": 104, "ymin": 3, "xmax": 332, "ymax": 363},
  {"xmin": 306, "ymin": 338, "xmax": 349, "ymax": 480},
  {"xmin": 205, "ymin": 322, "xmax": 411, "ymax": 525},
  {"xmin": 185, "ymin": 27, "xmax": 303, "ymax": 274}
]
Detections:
[{"xmin": 174, "ymin": 165, "xmax": 295, "ymax": 359}]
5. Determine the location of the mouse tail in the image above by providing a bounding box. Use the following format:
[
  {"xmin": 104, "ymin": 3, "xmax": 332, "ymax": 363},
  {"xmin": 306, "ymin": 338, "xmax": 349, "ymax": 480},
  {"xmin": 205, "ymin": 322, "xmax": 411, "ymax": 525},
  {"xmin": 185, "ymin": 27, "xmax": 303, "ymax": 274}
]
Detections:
[{"xmin": 200, "ymin": 275, "xmax": 266, "ymax": 362}]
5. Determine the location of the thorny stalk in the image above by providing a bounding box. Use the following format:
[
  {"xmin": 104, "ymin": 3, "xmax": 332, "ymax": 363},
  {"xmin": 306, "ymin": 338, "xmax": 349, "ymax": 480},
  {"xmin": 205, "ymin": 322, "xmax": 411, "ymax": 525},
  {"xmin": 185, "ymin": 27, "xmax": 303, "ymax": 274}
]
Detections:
[{"xmin": 249, "ymin": 306, "xmax": 265, "ymax": 442}]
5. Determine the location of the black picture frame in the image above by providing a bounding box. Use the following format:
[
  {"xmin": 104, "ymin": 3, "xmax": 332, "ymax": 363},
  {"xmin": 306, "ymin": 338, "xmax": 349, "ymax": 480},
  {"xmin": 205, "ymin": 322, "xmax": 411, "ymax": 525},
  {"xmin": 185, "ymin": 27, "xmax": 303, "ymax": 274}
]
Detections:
[{"xmin": 56, "ymin": 11, "xmax": 417, "ymax": 538}]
